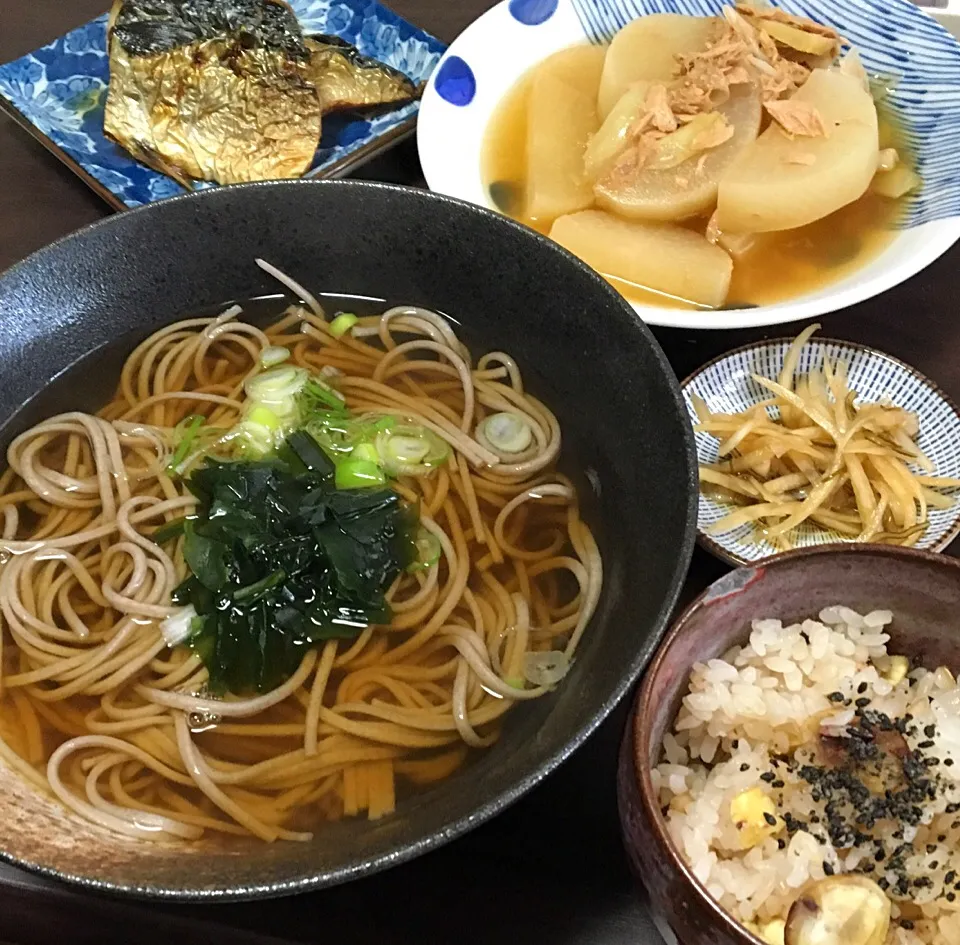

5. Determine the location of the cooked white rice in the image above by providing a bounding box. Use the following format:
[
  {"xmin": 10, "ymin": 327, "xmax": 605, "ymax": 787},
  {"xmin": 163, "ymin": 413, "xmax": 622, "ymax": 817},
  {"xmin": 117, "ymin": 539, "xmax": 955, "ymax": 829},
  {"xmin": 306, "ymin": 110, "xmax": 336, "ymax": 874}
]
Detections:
[{"xmin": 656, "ymin": 607, "xmax": 960, "ymax": 945}]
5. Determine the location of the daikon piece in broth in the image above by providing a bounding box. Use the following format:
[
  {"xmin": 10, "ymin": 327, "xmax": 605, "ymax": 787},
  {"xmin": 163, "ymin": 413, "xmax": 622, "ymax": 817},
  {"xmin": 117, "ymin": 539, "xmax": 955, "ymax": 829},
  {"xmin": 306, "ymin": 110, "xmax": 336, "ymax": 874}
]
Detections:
[
  {"xmin": 524, "ymin": 46, "xmax": 606, "ymax": 222},
  {"xmin": 482, "ymin": 52, "xmax": 909, "ymax": 311}
]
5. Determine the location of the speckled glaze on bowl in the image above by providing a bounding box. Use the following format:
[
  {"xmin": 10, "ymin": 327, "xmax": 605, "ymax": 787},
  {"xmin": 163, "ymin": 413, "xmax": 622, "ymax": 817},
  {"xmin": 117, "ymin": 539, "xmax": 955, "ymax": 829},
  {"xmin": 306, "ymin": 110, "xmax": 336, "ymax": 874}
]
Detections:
[
  {"xmin": 617, "ymin": 545, "xmax": 960, "ymax": 945},
  {"xmin": 0, "ymin": 179, "xmax": 697, "ymax": 900}
]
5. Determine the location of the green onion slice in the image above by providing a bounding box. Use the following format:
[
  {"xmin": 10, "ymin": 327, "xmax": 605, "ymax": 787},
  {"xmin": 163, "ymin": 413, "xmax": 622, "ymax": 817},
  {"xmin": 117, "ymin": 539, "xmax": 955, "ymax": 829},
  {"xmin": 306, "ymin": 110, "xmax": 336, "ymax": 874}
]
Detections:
[
  {"xmin": 335, "ymin": 459, "xmax": 387, "ymax": 489},
  {"xmin": 167, "ymin": 415, "xmax": 205, "ymax": 474},
  {"xmin": 375, "ymin": 425, "xmax": 450, "ymax": 477},
  {"xmin": 244, "ymin": 366, "xmax": 309, "ymax": 405},
  {"xmin": 330, "ymin": 313, "xmax": 359, "ymax": 338},
  {"xmin": 478, "ymin": 412, "xmax": 533, "ymax": 454},
  {"xmin": 408, "ymin": 527, "xmax": 441, "ymax": 571},
  {"xmin": 259, "ymin": 345, "xmax": 291, "ymax": 368}
]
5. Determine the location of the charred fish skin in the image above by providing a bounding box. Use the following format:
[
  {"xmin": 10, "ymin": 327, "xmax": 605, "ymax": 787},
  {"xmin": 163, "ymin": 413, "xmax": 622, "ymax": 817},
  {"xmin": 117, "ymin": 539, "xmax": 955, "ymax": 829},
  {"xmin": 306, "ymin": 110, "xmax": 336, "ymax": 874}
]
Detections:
[
  {"xmin": 104, "ymin": 0, "xmax": 322, "ymax": 186},
  {"xmin": 109, "ymin": 0, "xmax": 309, "ymax": 59},
  {"xmin": 305, "ymin": 34, "xmax": 422, "ymax": 113}
]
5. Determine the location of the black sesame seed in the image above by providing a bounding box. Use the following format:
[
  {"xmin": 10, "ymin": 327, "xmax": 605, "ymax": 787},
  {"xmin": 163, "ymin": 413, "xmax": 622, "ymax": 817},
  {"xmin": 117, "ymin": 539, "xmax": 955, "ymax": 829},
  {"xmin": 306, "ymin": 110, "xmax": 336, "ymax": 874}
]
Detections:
[
  {"xmin": 740, "ymin": 763, "xmax": 750, "ymax": 772},
  {"xmin": 823, "ymin": 861, "xmax": 835, "ymax": 876},
  {"xmin": 878, "ymin": 877, "xmax": 890, "ymax": 890},
  {"xmin": 931, "ymin": 860, "xmax": 940, "ymax": 869},
  {"xmin": 772, "ymin": 779, "xmax": 785, "ymax": 788},
  {"xmin": 858, "ymin": 682, "xmax": 869, "ymax": 694},
  {"xmin": 761, "ymin": 772, "xmax": 775, "ymax": 783},
  {"xmin": 925, "ymin": 724, "xmax": 937, "ymax": 737},
  {"xmin": 778, "ymin": 838, "xmax": 786, "ymax": 850},
  {"xmin": 764, "ymin": 812, "xmax": 777, "ymax": 826},
  {"xmin": 732, "ymin": 739, "xmax": 739, "ymax": 749},
  {"xmin": 949, "ymin": 893, "xmax": 957, "ymax": 903},
  {"xmin": 947, "ymin": 759, "xmax": 955, "ymax": 767},
  {"xmin": 946, "ymin": 870, "xmax": 956, "ymax": 883},
  {"xmin": 901, "ymin": 920, "xmax": 915, "ymax": 930},
  {"xmin": 856, "ymin": 697, "xmax": 870, "ymax": 708},
  {"xmin": 918, "ymin": 740, "xmax": 935, "ymax": 749},
  {"xmin": 828, "ymin": 691, "xmax": 845, "ymax": 702},
  {"xmin": 928, "ymin": 844, "xmax": 938, "ymax": 854}
]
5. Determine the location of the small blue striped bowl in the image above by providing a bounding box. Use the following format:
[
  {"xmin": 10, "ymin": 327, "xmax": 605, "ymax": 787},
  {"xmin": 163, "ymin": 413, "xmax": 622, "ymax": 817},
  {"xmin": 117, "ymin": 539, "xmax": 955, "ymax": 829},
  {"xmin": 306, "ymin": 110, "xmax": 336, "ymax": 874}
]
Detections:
[
  {"xmin": 682, "ymin": 337, "xmax": 960, "ymax": 565},
  {"xmin": 418, "ymin": 0, "xmax": 960, "ymax": 330}
]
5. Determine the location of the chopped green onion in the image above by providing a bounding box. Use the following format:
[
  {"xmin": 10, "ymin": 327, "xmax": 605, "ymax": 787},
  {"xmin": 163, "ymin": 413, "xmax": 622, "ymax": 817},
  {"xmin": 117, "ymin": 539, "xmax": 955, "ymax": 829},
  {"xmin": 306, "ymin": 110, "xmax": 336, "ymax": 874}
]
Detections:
[
  {"xmin": 167, "ymin": 415, "xmax": 205, "ymax": 474},
  {"xmin": 246, "ymin": 404, "xmax": 282, "ymax": 431},
  {"xmin": 368, "ymin": 416, "xmax": 397, "ymax": 433},
  {"xmin": 523, "ymin": 650, "xmax": 570, "ymax": 686},
  {"xmin": 351, "ymin": 442, "xmax": 381, "ymax": 465},
  {"xmin": 408, "ymin": 527, "xmax": 441, "ymax": 571},
  {"xmin": 298, "ymin": 378, "xmax": 349, "ymax": 418},
  {"xmin": 384, "ymin": 435, "xmax": 430, "ymax": 465},
  {"xmin": 335, "ymin": 459, "xmax": 386, "ymax": 489},
  {"xmin": 478, "ymin": 412, "xmax": 533, "ymax": 454},
  {"xmin": 504, "ymin": 676, "xmax": 526, "ymax": 690},
  {"xmin": 375, "ymin": 425, "xmax": 450, "ymax": 477},
  {"xmin": 233, "ymin": 420, "xmax": 276, "ymax": 457},
  {"xmin": 330, "ymin": 313, "xmax": 359, "ymax": 338},
  {"xmin": 244, "ymin": 366, "xmax": 309, "ymax": 405},
  {"xmin": 160, "ymin": 604, "xmax": 198, "ymax": 647},
  {"xmin": 307, "ymin": 418, "xmax": 360, "ymax": 458},
  {"xmin": 259, "ymin": 345, "xmax": 291, "ymax": 368}
]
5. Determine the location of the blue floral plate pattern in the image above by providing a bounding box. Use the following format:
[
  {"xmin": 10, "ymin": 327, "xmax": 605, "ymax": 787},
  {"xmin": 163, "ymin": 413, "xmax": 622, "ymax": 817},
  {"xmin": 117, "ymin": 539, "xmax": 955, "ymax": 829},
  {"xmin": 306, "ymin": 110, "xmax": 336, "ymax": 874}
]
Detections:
[{"xmin": 0, "ymin": 2, "xmax": 445, "ymax": 210}]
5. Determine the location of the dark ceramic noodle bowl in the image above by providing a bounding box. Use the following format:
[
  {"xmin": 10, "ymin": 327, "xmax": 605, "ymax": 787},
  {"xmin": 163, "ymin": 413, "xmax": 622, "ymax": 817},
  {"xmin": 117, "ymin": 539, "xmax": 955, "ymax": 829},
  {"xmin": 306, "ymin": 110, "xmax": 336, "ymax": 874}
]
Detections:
[
  {"xmin": 0, "ymin": 180, "xmax": 696, "ymax": 899},
  {"xmin": 618, "ymin": 545, "xmax": 960, "ymax": 945}
]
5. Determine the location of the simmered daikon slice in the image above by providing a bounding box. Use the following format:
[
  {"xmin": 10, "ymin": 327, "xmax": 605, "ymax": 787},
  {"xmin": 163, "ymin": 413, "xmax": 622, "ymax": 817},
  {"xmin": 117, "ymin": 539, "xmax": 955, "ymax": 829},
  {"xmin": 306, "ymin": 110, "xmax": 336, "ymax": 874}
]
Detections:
[
  {"xmin": 597, "ymin": 14, "xmax": 718, "ymax": 120},
  {"xmin": 550, "ymin": 209, "xmax": 732, "ymax": 308},
  {"xmin": 715, "ymin": 69, "xmax": 879, "ymax": 233},
  {"xmin": 593, "ymin": 84, "xmax": 762, "ymax": 223},
  {"xmin": 526, "ymin": 46, "xmax": 606, "ymax": 222}
]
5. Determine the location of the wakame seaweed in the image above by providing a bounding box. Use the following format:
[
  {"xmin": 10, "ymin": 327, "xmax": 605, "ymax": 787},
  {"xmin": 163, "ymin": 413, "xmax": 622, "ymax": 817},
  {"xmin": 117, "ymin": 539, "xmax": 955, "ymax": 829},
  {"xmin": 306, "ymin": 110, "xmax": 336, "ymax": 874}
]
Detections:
[{"xmin": 172, "ymin": 431, "xmax": 418, "ymax": 695}]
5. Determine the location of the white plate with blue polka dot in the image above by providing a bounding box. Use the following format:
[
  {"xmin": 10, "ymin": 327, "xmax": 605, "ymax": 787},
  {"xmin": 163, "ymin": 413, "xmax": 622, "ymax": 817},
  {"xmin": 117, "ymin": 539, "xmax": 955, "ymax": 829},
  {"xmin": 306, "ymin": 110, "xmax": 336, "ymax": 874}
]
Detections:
[
  {"xmin": 417, "ymin": 0, "xmax": 960, "ymax": 330},
  {"xmin": 682, "ymin": 336, "xmax": 960, "ymax": 565}
]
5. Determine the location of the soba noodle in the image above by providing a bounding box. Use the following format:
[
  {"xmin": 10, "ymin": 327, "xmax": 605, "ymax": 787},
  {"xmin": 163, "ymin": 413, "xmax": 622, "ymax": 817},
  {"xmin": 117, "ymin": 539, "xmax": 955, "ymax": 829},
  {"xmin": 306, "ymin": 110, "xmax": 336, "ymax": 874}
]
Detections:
[{"xmin": 0, "ymin": 268, "xmax": 602, "ymax": 844}]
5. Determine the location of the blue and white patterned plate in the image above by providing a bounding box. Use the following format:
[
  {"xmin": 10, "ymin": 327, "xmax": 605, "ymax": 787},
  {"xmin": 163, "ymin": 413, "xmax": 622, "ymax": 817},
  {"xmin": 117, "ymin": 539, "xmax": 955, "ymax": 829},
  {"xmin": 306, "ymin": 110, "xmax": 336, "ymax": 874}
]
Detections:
[
  {"xmin": 683, "ymin": 337, "xmax": 960, "ymax": 565},
  {"xmin": 417, "ymin": 0, "xmax": 960, "ymax": 330},
  {"xmin": 0, "ymin": 1, "xmax": 445, "ymax": 210}
]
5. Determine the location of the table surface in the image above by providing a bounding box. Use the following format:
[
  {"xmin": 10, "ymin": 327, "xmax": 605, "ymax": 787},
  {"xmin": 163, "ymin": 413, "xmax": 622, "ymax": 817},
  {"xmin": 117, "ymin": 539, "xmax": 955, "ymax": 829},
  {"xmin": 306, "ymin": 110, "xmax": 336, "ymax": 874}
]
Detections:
[{"xmin": 1, "ymin": 2, "xmax": 958, "ymax": 943}]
